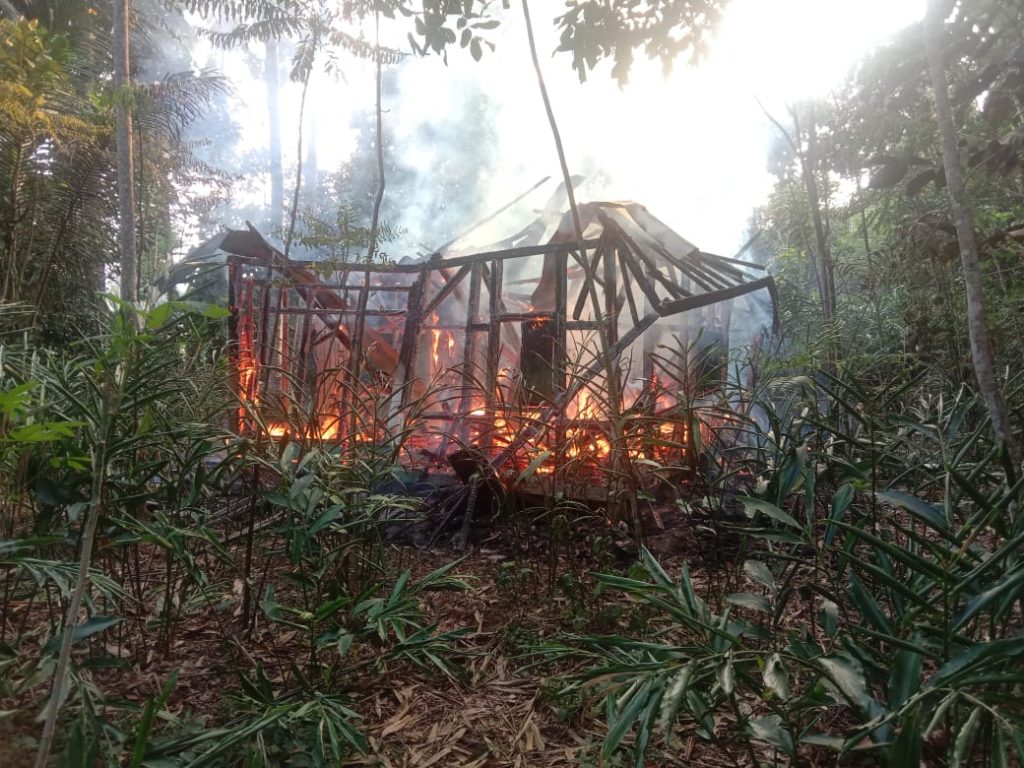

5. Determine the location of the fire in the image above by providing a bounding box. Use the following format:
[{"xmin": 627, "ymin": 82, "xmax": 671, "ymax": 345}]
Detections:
[
  {"xmin": 231, "ymin": 278, "xmax": 692, "ymax": 474},
  {"xmin": 431, "ymin": 328, "xmax": 441, "ymax": 368},
  {"xmin": 234, "ymin": 309, "xmax": 349, "ymax": 443}
]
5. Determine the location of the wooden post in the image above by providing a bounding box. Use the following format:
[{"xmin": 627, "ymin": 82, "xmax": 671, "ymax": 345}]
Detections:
[
  {"xmin": 458, "ymin": 261, "xmax": 483, "ymax": 444},
  {"xmin": 485, "ymin": 260, "xmax": 502, "ymax": 409}
]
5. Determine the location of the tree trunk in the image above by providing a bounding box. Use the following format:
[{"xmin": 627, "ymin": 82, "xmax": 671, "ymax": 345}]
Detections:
[
  {"xmin": 265, "ymin": 39, "xmax": 284, "ymax": 229},
  {"xmin": 924, "ymin": 0, "xmax": 1018, "ymax": 471},
  {"xmin": 794, "ymin": 106, "xmax": 835, "ymax": 323},
  {"xmin": 303, "ymin": 106, "xmax": 319, "ymax": 205},
  {"xmin": 113, "ymin": 0, "xmax": 137, "ymax": 303}
]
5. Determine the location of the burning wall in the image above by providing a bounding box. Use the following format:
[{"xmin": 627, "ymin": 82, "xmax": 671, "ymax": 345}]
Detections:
[{"xmin": 220, "ymin": 201, "xmax": 776, "ymax": 483}]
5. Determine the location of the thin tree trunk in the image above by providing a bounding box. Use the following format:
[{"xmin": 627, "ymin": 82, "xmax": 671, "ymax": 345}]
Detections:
[
  {"xmin": 2, "ymin": 142, "xmax": 25, "ymax": 304},
  {"xmin": 303, "ymin": 107, "xmax": 319, "ymax": 204},
  {"xmin": 345, "ymin": 12, "xmax": 385, "ymax": 440},
  {"xmin": 368, "ymin": 12, "xmax": 386, "ymax": 259},
  {"xmin": 114, "ymin": 0, "xmax": 137, "ymax": 303},
  {"xmin": 283, "ymin": 70, "xmax": 311, "ymax": 258},
  {"xmin": 34, "ymin": 386, "xmax": 116, "ymax": 768},
  {"xmin": 792, "ymin": 105, "xmax": 835, "ymax": 323},
  {"xmin": 924, "ymin": 0, "xmax": 1018, "ymax": 472},
  {"xmin": 761, "ymin": 101, "xmax": 836, "ymax": 325},
  {"xmin": 265, "ymin": 39, "xmax": 284, "ymax": 230}
]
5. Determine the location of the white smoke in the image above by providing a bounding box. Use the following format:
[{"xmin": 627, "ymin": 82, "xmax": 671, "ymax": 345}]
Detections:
[{"xmin": 185, "ymin": 0, "xmax": 922, "ymax": 262}]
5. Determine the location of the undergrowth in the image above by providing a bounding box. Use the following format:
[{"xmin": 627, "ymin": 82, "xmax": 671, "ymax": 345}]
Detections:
[{"xmin": 0, "ymin": 302, "xmax": 1021, "ymax": 767}]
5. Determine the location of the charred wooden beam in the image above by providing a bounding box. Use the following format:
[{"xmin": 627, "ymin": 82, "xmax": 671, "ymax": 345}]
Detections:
[
  {"xmin": 485, "ymin": 259, "xmax": 502, "ymax": 412},
  {"xmin": 457, "ymin": 260, "xmax": 483, "ymax": 440},
  {"xmin": 421, "ymin": 263, "xmax": 471, "ymax": 318},
  {"xmin": 603, "ymin": 238, "xmax": 617, "ymax": 345},
  {"xmin": 616, "ymin": 244, "xmax": 665, "ymax": 311},
  {"xmin": 571, "ymin": 247, "xmax": 602, "ymax": 320},
  {"xmin": 228, "ymin": 233, "xmax": 602, "ymax": 274},
  {"xmin": 617, "ymin": 247, "xmax": 641, "ymax": 327},
  {"xmin": 395, "ymin": 265, "xmax": 428, "ymax": 410},
  {"xmin": 656, "ymin": 275, "xmax": 776, "ymax": 318}
]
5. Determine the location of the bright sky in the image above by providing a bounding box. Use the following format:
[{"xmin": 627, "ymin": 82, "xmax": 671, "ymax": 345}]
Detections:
[{"xmin": 202, "ymin": 0, "xmax": 925, "ymax": 257}]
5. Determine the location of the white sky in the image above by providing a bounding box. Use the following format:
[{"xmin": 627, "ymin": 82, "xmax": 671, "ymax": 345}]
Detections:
[{"xmin": 200, "ymin": 0, "xmax": 925, "ymax": 257}]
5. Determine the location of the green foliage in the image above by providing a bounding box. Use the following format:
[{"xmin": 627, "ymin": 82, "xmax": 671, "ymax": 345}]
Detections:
[
  {"xmin": 0, "ymin": 8, "xmax": 232, "ymax": 339},
  {"xmin": 555, "ymin": 0, "xmax": 728, "ymax": 83},
  {"xmin": 183, "ymin": 0, "xmax": 500, "ymax": 74},
  {"xmin": 541, "ymin": 373, "xmax": 1024, "ymax": 766},
  {"xmin": 144, "ymin": 665, "xmax": 368, "ymax": 766},
  {"xmin": 751, "ymin": 0, "xmax": 1024, "ymax": 390}
]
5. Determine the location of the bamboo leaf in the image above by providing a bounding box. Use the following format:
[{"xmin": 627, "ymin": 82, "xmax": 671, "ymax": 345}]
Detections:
[
  {"xmin": 888, "ymin": 634, "xmax": 923, "ymax": 708},
  {"xmin": 876, "ymin": 490, "xmax": 948, "ymax": 533},
  {"xmin": 887, "ymin": 705, "xmax": 921, "ymax": 767},
  {"xmin": 847, "ymin": 572, "xmax": 892, "ymax": 635},
  {"xmin": 129, "ymin": 671, "xmax": 178, "ymax": 768},
  {"xmin": 726, "ymin": 592, "xmax": 771, "ymax": 613},
  {"xmin": 518, "ymin": 449, "xmax": 552, "ymax": 482},
  {"xmin": 658, "ymin": 663, "xmax": 692, "ymax": 734},
  {"xmin": 951, "ymin": 707, "xmax": 982, "ymax": 768},
  {"xmin": 953, "ymin": 564, "xmax": 1024, "ymax": 630},
  {"xmin": 603, "ymin": 679, "xmax": 652, "ymax": 759},
  {"xmin": 817, "ymin": 655, "xmax": 882, "ymax": 718},
  {"xmin": 717, "ymin": 653, "xmax": 735, "ymax": 695},
  {"xmin": 744, "ymin": 559, "xmax": 775, "ymax": 590},
  {"xmin": 825, "ymin": 483, "xmax": 854, "ymax": 546},
  {"xmin": 738, "ymin": 496, "xmax": 802, "ymax": 530},
  {"xmin": 748, "ymin": 715, "xmax": 795, "ymax": 757},
  {"xmin": 928, "ymin": 639, "xmax": 1024, "ymax": 689},
  {"xmin": 764, "ymin": 653, "xmax": 790, "ymax": 700}
]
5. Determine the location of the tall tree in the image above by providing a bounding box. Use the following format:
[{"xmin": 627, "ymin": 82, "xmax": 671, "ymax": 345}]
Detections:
[
  {"xmin": 761, "ymin": 102, "xmax": 837, "ymax": 327},
  {"xmin": 265, "ymin": 38, "xmax": 284, "ymax": 229},
  {"xmin": 113, "ymin": 0, "xmax": 138, "ymax": 302},
  {"xmin": 923, "ymin": 0, "xmax": 1017, "ymax": 470}
]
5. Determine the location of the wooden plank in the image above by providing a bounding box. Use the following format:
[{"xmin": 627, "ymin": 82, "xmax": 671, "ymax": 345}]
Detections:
[
  {"xmin": 617, "ymin": 247, "xmax": 641, "ymax": 326},
  {"xmin": 448, "ymin": 260, "xmax": 482, "ymax": 449},
  {"xmin": 342, "ymin": 270, "xmax": 371, "ymax": 438},
  {"xmin": 420, "ymin": 263, "xmax": 471, "ymax": 318},
  {"xmin": 603, "ymin": 238, "xmax": 617, "ymax": 345},
  {"xmin": 316, "ymin": 284, "xmax": 412, "ymax": 292},
  {"xmin": 601, "ymin": 211, "xmax": 717, "ymax": 294},
  {"xmin": 657, "ymin": 276, "xmax": 776, "ymax": 317},
  {"xmin": 396, "ymin": 266, "xmax": 428, "ymax": 410},
  {"xmin": 240, "ymin": 237, "xmax": 603, "ymax": 273},
  {"xmin": 616, "ymin": 243, "xmax": 664, "ymax": 311},
  {"xmin": 554, "ymin": 247, "xmax": 568, "ymax": 395},
  {"xmin": 491, "ymin": 310, "xmax": 555, "ymax": 323},
  {"xmin": 485, "ymin": 259, "xmax": 502, "ymax": 413},
  {"xmin": 296, "ymin": 278, "xmax": 316, "ymax": 402},
  {"xmin": 571, "ymin": 248, "xmax": 602, "ymax": 320},
  {"xmin": 227, "ymin": 263, "xmax": 241, "ymax": 427},
  {"xmin": 270, "ymin": 307, "xmax": 406, "ymax": 317},
  {"xmin": 255, "ymin": 267, "xmax": 277, "ymax": 397}
]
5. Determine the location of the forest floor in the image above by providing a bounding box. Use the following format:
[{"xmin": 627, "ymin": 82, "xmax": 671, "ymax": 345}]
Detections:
[{"xmin": 1, "ymin": 497, "xmax": 781, "ymax": 768}]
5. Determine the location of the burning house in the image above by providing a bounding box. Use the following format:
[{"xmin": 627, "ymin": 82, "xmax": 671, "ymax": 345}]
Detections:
[{"xmin": 189, "ymin": 200, "xmax": 775, "ymax": 493}]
